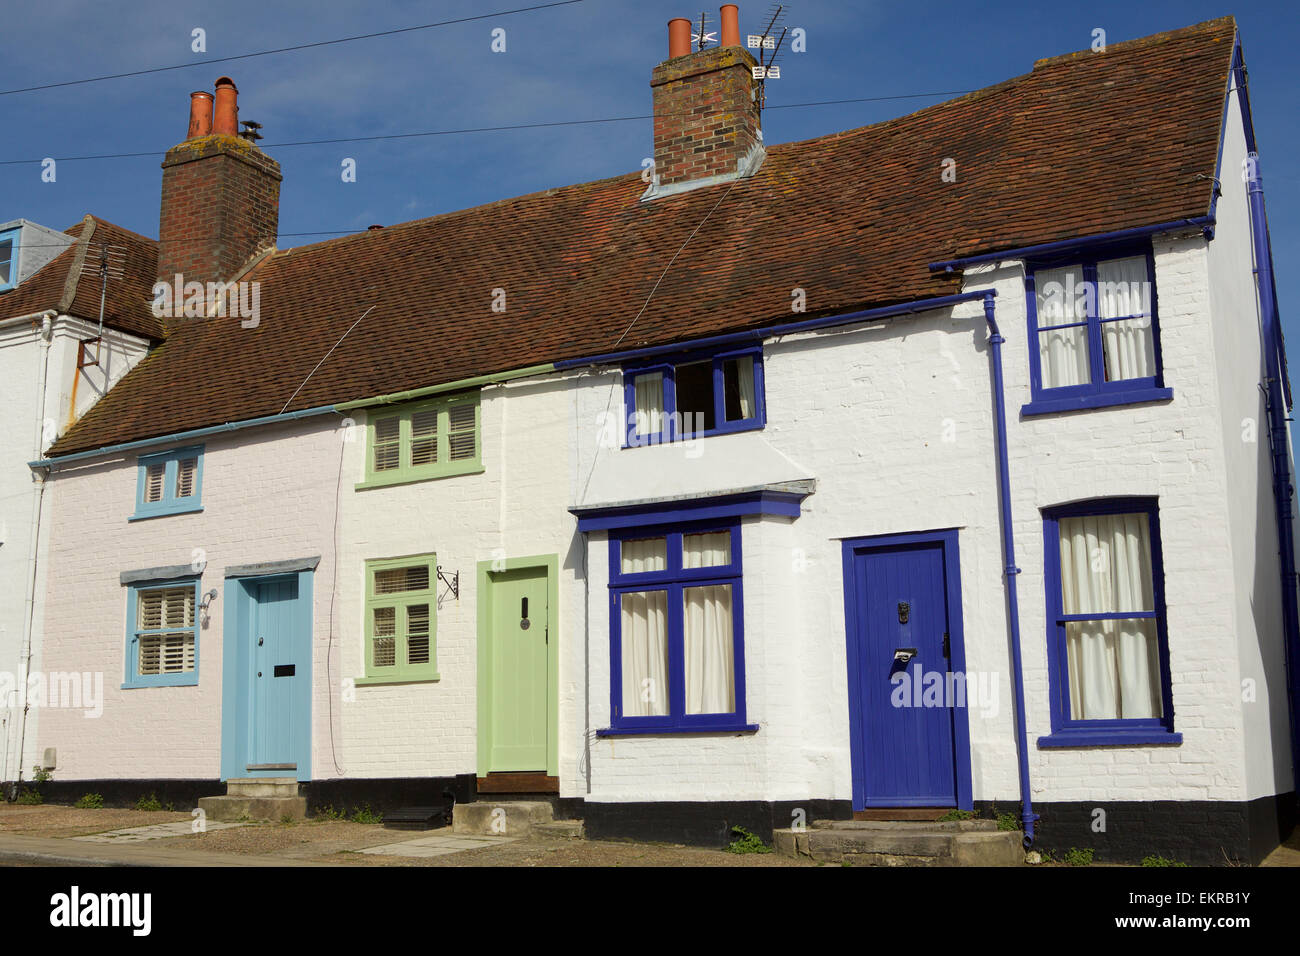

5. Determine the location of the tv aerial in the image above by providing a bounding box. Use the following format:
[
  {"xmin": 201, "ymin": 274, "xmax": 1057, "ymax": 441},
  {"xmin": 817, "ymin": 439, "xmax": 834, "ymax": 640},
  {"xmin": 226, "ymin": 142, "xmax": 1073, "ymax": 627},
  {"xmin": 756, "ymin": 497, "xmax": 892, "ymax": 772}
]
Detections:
[{"xmin": 748, "ymin": 3, "xmax": 789, "ymax": 110}]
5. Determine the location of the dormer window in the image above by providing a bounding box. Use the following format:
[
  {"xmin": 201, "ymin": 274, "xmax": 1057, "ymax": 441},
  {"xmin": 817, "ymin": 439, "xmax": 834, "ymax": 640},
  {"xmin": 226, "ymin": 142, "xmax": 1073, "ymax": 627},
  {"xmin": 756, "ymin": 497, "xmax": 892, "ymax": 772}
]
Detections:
[
  {"xmin": 0, "ymin": 227, "xmax": 16, "ymax": 292},
  {"xmin": 624, "ymin": 347, "xmax": 765, "ymax": 446}
]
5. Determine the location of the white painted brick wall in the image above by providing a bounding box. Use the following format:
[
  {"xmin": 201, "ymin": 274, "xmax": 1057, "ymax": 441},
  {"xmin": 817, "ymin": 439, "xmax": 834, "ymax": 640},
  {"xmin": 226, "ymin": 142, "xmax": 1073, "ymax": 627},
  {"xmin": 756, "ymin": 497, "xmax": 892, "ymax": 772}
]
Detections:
[
  {"xmin": 571, "ymin": 224, "xmax": 1276, "ymax": 806},
  {"xmin": 1, "ymin": 316, "xmax": 149, "ymax": 782}
]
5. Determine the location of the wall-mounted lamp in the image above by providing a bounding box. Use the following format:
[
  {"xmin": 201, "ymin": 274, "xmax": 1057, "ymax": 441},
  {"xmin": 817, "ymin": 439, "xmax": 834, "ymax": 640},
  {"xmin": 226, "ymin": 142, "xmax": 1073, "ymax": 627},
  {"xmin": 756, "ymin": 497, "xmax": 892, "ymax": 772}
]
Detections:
[{"xmin": 200, "ymin": 588, "xmax": 218, "ymax": 626}]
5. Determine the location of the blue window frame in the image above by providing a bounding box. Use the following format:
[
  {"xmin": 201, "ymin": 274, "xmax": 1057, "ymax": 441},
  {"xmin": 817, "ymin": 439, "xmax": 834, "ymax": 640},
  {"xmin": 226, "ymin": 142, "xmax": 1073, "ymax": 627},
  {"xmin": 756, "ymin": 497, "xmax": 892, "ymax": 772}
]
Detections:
[
  {"xmin": 0, "ymin": 227, "xmax": 17, "ymax": 292},
  {"xmin": 124, "ymin": 577, "xmax": 200, "ymax": 688},
  {"xmin": 132, "ymin": 445, "xmax": 204, "ymax": 520},
  {"xmin": 624, "ymin": 346, "xmax": 765, "ymax": 446},
  {"xmin": 1022, "ymin": 246, "xmax": 1173, "ymax": 415},
  {"xmin": 1039, "ymin": 498, "xmax": 1180, "ymax": 747},
  {"xmin": 602, "ymin": 518, "xmax": 754, "ymax": 734}
]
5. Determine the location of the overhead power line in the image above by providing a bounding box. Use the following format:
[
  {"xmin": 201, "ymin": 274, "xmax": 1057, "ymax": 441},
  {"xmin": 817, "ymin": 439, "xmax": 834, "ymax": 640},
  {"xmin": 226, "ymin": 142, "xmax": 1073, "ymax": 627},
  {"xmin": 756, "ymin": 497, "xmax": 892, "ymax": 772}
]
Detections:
[
  {"xmin": 0, "ymin": 1, "xmax": 586, "ymax": 97},
  {"xmin": 0, "ymin": 91, "xmax": 978, "ymax": 167}
]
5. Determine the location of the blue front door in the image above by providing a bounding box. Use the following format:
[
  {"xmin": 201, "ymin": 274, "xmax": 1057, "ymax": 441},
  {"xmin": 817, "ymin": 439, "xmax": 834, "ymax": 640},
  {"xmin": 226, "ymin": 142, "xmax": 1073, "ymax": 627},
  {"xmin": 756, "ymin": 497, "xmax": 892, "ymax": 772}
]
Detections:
[
  {"xmin": 250, "ymin": 577, "xmax": 302, "ymax": 770},
  {"xmin": 844, "ymin": 532, "xmax": 967, "ymax": 809},
  {"xmin": 221, "ymin": 570, "xmax": 313, "ymax": 781}
]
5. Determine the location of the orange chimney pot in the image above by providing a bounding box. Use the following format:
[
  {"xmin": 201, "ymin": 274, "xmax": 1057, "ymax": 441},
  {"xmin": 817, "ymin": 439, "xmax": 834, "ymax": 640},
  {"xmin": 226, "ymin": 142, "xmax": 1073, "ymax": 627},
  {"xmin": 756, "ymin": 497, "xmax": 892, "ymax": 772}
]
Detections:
[
  {"xmin": 720, "ymin": 4, "xmax": 740, "ymax": 47},
  {"xmin": 668, "ymin": 18, "xmax": 691, "ymax": 58},
  {"xmin": 213, "ymin": 77, "xmax": 239, "ymax": 136},
  {"xmin": 187, "ymin": 91, "xmax": 214, "ymax": 139}
]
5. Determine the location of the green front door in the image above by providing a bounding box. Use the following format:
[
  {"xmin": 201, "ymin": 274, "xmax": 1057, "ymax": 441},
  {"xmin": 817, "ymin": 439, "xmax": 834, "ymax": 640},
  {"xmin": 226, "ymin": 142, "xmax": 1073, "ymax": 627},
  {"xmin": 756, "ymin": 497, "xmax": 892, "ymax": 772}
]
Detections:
[{"xmin": 486, "ymin": 566, "xmax": 550, "ymax": 771}]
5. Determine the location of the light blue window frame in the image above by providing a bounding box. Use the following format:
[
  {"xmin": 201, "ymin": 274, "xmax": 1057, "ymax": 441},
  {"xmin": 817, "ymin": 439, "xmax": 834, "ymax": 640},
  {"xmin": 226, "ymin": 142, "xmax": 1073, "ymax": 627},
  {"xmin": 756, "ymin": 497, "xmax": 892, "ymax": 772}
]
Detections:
[
  {"xmin": 0, "ymin": 227, "xmax": 18, "ymax": 292},
  {"xmin": 124, "ymin": 576, "xmax": 201, "ymax": 688},
  {"xmin": 131, "ymin": 445, "xmax": 204, "ymax": 520}
]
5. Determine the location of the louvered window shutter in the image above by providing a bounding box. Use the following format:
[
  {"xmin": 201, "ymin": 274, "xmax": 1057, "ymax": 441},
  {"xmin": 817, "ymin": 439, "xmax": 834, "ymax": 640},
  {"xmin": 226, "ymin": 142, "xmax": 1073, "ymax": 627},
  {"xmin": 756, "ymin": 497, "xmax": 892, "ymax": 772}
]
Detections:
[
  {"xmin": 175, "ymin": 458, "xmax": 198, "ymax": 498},
  {"xmin": 144, "ymin": 463, "xmax": 166, "ymax": 503},
  {"xmin": 137, "ymin": 585, "xmax": 196, "ymax": 675},
  {"xmin": 406, "ymin": 604, "xmax": 431, "ymax": 665},
  {"xmin": 373, "ymin": 416, "xmax": 401, "ymax": 471},
  {"xmin": 447, "ymin": 403, "xmax": 476, "ymax": 461},
  {"xmin": 372, "ymin": 607, "xmax": 397, "ymax": 667},
  {"xmin": 410, "ymin": 408, "xmax": 439, "ymax": 467}
]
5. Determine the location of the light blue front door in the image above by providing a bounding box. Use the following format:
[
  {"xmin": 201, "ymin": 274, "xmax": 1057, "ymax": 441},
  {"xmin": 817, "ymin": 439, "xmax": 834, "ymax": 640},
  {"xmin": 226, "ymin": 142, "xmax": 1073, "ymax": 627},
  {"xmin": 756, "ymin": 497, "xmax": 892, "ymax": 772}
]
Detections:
[
  {"xmin": 221, "ymin": 570, "xmax": 313, "ymax": 781},
  {"xmin": 250, "ymin": 577, "xmax": 302, "ymax": 769}
]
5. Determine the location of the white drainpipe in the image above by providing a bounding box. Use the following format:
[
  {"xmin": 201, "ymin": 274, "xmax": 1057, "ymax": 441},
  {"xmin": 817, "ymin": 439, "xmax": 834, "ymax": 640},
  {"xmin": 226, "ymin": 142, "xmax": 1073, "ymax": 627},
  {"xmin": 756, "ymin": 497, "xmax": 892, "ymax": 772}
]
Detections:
[{"xmin": 11, "ymin": 310, "xmax": 56, "ymax": 792}]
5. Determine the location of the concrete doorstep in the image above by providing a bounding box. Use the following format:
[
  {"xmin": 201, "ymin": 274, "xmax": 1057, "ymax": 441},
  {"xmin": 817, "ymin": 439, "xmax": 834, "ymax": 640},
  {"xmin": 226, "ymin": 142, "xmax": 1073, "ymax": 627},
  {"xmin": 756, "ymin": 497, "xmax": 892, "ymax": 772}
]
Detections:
[
  {"xmin": 774, "ymin": 820, "xmax": 1025, "ymax": 866},
  {"xmin": 197, "ymin": 778, "xmax": 307, "ymax": 823}
]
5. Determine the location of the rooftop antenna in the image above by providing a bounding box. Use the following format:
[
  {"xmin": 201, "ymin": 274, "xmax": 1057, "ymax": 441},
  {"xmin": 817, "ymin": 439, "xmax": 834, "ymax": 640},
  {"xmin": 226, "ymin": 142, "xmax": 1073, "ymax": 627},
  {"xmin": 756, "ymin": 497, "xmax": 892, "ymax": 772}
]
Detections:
[
  {"xmin": 77, "ymin": 242, "xmax": 125, "ymax": 370},
  {"xmin": 749, "ymin": 3, "xmax": 789, "ymax": 113},
  {"xmin": 693, "ymin": 10, "xmax": 716, "ymax": 50}
]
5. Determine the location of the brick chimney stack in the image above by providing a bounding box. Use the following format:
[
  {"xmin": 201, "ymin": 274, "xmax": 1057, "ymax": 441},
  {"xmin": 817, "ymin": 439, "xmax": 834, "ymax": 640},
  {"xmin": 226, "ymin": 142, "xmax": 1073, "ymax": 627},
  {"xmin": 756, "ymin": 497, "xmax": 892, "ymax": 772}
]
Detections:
[
  {"xmin": 157, "ymin": 77, "xmax": 281, "ymax": 284},
  {"xmin": 646, "ymin": 4, "xmax": 765, "ymax": 199}
]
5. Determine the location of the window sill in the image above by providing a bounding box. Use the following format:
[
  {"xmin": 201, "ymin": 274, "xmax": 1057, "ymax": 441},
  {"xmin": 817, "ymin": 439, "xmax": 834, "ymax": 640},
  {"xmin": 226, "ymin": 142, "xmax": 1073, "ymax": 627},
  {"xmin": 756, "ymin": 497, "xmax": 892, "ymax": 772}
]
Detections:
[
  {"xmin": 1021, "ymin": 387, "xmax": 1173, "ymax": 417},
  {"xmin": 122, "ymin": 675, "xmax": 199, "ymax": 689},
  {"xmin": 596, "ymin": 722, "xmax": 759, "ymax": 737},
  {"xmin": 1038, "ymin": 729, "xmax": 1182, "ymax": 748},
  {"xmin": 356, "ymin": 463, "xmax": 484, "ymax": 490},
  {"xmin": 622, "ymin": 421, "xmax": 764, "ymax": 448},
  {"xmin": 354, "ymin": 672, "xmax": 440, "ymax": 686},
  {"xmin": 129, "ymin": 503, "xmax": 204, "ymax": 522}
]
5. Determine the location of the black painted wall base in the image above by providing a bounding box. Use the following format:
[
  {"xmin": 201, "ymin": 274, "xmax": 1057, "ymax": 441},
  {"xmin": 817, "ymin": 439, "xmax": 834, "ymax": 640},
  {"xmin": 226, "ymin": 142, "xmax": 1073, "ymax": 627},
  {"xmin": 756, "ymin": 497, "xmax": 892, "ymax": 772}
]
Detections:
[
  {"xmin": 21, "ymin": 775, "xmax": 480, "ymax": 818},
  {"xmin": 303, "ymin": 775, "xmax": 477, "ymax": 816},
  {"xmin": 582, "ymin": 799, "xmax": 853, "ymax": 847},
  {"xmin": 33, "ymin": 779, "xmax": 225, "ymax": 809},
  {"xmin": 1013, "ymin": 792, "xmax": 1297, "ymax": 866}
]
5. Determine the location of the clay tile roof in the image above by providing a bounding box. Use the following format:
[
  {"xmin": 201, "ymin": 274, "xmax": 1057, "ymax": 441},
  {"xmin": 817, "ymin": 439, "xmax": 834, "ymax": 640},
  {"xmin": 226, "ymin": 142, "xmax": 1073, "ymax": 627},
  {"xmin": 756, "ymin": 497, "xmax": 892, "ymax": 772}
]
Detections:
[
  {"xmin": 45, "ymin": 16, "xmax": 1237, "ymax": 458},
  {"xmin": 0, "ymin": 216, "xmax": 164, "ymax": 341}
]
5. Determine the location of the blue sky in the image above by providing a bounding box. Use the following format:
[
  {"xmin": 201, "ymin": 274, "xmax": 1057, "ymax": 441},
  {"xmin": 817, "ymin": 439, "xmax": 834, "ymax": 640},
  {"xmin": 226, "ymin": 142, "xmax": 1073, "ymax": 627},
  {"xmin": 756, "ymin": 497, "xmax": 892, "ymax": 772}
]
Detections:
[{"xmin": 2, "ymin": 0, "xmax": 1297, "ymax": 361}]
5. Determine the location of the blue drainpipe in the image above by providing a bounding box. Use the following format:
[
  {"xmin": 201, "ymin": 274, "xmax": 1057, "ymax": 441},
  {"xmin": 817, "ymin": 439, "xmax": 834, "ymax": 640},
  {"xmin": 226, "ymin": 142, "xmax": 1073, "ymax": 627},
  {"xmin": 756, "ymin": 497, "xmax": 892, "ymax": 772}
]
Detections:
[
  {"xmin": 1245, "ymin": 156, "xmax": 1300, "ymax": 791},
  {"xmin": 983, "ymin": 291, "xmax": 1038, "ymax": 845}
]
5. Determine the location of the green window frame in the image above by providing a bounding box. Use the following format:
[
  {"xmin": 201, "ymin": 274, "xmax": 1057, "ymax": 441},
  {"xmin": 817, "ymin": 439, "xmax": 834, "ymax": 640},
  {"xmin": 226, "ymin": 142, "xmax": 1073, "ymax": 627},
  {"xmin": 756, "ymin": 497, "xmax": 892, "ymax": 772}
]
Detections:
[
  {"xmin": 358, "ymin": 392, "xmax": 482, "ymax": 489},
  {"xmin": 359, "ymin": 553, "xmax": 439, "ymax": 684}
]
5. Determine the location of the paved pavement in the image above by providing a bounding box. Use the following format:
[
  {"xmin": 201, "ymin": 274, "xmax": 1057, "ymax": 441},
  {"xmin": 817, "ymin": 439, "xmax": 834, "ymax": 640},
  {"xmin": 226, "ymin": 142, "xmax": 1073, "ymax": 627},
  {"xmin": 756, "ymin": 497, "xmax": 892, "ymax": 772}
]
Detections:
[
  {"xmin": 72, "ymin": 821, "xmax": 246, "ymax": 844},
  {"xmin": 0, "ymin": 828, "xmax": 514, "ymax": 866},
  {"xmin": 0, "ymin": 832, "xmax": 321, "ymax": 867},
  {"xmin": 359, "ymin": 833, "xmax": 515, "ymax": 858}
]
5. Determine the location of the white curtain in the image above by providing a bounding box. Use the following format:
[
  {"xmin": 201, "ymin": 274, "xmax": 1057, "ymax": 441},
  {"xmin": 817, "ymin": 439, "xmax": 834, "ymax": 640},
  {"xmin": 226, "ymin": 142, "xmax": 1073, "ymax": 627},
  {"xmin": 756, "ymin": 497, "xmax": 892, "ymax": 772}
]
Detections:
[
  {"xmin": 684, "ymin": 585, "xmax": 735, "ymax": 714},
  {"xmin": 682, "ymin": 531, "xmax": 735, "ymax": 714},
  {"xmin": 621, "ymin": 537, "xmax": 667, "ymax": 574},
  {"xmin": 1036, "ymin": 266, "xmax": 1090, "ymax": 388},
  {"xmin": 633, "ymin": 372, "xmax": 664, "ymax": 438},
  {"xmin": 621, "ymin": 590, "xmax": 668, "ymax": 716},
  {"xmin": 1058, "ymin": 512, "xmax": 1162, "ymax": 720},
  {"xmin": 727, "ymin": 356, "xmax": 756, "ymax": 420},
  {"xmin": 1098, "ymin": 256, "xmax": 1155, "ymax": 382},
  {"xmin": 683, "ymin": 531, "xmax": 730, "ymax": 568}
]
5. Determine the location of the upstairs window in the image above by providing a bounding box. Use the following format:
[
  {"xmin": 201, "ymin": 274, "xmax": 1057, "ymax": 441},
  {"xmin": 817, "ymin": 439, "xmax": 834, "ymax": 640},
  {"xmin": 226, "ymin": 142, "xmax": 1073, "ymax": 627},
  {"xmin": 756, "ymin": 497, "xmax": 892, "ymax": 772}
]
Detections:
[
  {"xmin": 624, "ymin": 347, "xmax": 765, "ymax": 446},
  {"xmin": 0, "ymin": 228, "xmax": 16, "ymax": 292},
  {"xmin": 132, "ymin": 446, "xmax": 203, "ymax": 520},
  {"xmin": 360, "ymin": 553, "xmax": 439, "ymax": 683},
  {"xmin": 124, "ymin": 578, "xmax": 199, "ymax": 688},
  {"xmin": 1024, "ymin": 249, "xmax": 1172, "ymax": 414},
  {"xmin": 360, "ymin": 392, "xmax": 481, "ymax": 487}
]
